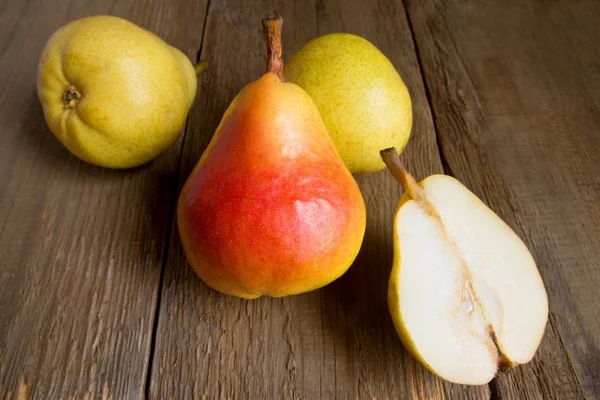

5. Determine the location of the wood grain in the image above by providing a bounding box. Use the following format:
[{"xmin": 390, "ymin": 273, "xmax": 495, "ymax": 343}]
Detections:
[
  {"xmin": 1, "ymin": 0, "xmax": 598, "ymax": 398},
  {"xmin": 149, "ymin": 0, "xmax": 488, "ymax": 399},
  {"xmin": 0, "ymin": 0, "xmax": 208, "ymax": 398},
  {"xmin": 405, "ymin": 0, "xmax": 600, "ymax": 398},
  {"xmin": 148, "ymin": 0, "xmax": 317, "ymax": 398},
  {"xmin": 313, "ymin": 1, "xmax": 489, "ymax": 399}
]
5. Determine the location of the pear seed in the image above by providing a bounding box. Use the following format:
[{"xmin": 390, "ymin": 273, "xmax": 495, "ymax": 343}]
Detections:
[{"xmin": 461, "ymin": 287, "xmax": 475, "ymax": 314}]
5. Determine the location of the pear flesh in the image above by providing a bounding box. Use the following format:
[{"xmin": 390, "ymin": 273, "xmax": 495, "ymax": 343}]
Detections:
[{"xmin": 382, "ymin": 149, "xmax": 548, "ymax": 385}]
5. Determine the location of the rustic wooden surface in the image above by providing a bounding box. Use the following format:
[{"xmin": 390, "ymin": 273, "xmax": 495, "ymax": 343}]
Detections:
[
  {"xmin": 0, "ymin": 0, "xmax": 208, "ymax": 398},
  {"xmin": 0, "ymin": 0, "xmax": 598, "ymax": 399}
]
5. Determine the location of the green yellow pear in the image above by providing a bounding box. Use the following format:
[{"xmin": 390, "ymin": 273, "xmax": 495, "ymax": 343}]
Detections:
[
  {"xmin": 37, "ymin": 15, "xmax": 203, "ymax": 168},
  {"xmin": 285, "ymin": 34, "xmax": 412, "ymax": 173}
]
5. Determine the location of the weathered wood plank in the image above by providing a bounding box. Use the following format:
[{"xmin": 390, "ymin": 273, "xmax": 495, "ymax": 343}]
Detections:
[
  {"xmin": 313, "ymin": 1, "xmax": 489, "ymax": 399},
  {"xmin": 0, "ymin": 0, "xmax": 208, "ymax": 398},
  {"xmin": 405, "ymin": 0, "xmax": 600, "ymax": 398},
  {"xmin": 149, "ymin": 0, "xmax": 488, "ymax": 398},
  {"xmin": 148, "ymin": 1, "xmax": 316, "ymax": 398}
]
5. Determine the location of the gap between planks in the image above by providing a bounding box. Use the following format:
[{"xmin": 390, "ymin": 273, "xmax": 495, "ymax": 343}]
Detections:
[
  {"xmin": 142, "ymin": 1, "xmax": 214, "ymax": 398},
  {"xmin": 399, "ymin": 0, "xmax": 585, "ymax": 398}
]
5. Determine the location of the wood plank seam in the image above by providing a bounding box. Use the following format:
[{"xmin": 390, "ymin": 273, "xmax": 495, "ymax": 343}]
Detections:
[
  {"xmin": 400, "ymin": 1, "xmax": 586, "ymax": 398},
  {"xmin": 492, "ymin": 173, "xmax": 586, "ymax": 398},
  {"xmin": 398, "ymin": 2, "xmax": 494, "ymax": 398},
  {"xmin": 142, "ymin": 0, "xmax": 213, "ymax": 398},
  {"xmin": 398, "ymin": 5, "xmax": 491, "ymax": 399},
  {"xmin": 403, "ymin": 0, "xmax": 585, "ymax": 399},
  {"xmin": 399, "ymin": 0, "xmax": 449, "ymax": 176}
]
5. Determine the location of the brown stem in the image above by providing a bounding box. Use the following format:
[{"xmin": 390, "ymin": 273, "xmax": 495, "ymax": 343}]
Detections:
[
  {"xmin": 62, "ymin": 86, "xmax": 81, "ymax": 109},
  {"xmin": 194, "ymin": 60, "xmax": 208, "ymax": 75},
  {"xmin": 262, "ymin": 15, "xmax": 285, "ymax": 80},
  {"xmin": 380, "ymin": 147, "xmax": 425, "ymax": 202}
]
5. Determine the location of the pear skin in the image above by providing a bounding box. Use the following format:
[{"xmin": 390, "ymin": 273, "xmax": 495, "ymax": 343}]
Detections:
[
  {"xmin": 37, "ymin": 15, "xmax": 201, "ymax": 168},
  {"xmin": 285, "ymin": 34, "xmax": 412, "ymax": 173},
  {"xmin": 177, "ymin": 17, "xmax": 366, "ymax": 299}
]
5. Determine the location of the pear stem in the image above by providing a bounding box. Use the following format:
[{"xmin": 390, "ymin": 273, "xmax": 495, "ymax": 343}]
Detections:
[
  {"xmin": 262, "ymin": 15, "xmax": 285, "ymax": 80},
  {"xmin": 194, "ymin": 60, "xmax": 208, "ymax": 76},
  {"xmin": 380, "ymin": 147, "xmax": 425, "ymax": 202}
]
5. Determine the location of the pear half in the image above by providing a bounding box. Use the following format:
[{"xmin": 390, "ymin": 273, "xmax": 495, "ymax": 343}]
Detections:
[{"xmin": 381, "ymin": 148, "xmax": 548, "ymax": 385}]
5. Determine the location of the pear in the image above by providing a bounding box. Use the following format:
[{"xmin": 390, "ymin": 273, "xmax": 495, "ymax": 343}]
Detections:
[
  {"xmin": 176, "ymin": 17, "xmax": 366, "ymax": 299},
  {"xmin": 380, "ymin": 148, "xmax": 548, "ymax": 385},
  {"xmin": 284, "ymin": 34, "xmax": 412, "ymax": 173},
  {"xmin": 37, "ymin": 15, "xmax": 204, "ymax": 168}
]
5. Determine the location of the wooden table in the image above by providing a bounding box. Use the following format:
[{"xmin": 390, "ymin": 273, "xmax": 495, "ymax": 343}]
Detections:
[{"xmin": 1, "ymin": 0, "xmax": 599, "ymax": 398}]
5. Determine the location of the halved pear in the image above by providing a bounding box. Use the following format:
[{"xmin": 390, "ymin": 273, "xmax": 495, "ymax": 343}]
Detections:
[{"xmin": 380, "ymin": 148, "xmax": 548, "ymax": 385}]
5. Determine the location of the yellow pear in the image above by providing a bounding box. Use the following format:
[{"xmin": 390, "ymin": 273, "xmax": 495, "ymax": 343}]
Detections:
[
  {"xmin": 37, "ymin": 15, "xmax": 204, "ymax": 168},
  {"xmin": 285, "ymin": 34, "xmax": 412, "ymax": 173},
  {"xmin": 380, "ymin": 148, "xmax": 548, "ymax": 385}
]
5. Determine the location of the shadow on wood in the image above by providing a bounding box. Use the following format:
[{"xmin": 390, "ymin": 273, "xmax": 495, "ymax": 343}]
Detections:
[{"xmin": 17, "ymin": 89, "xmax": 77, "ymax": 171}]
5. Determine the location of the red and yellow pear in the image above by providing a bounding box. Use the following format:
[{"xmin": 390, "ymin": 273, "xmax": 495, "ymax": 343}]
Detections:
[{"xmin": 177, "ymin": 17, "xmax": 366, "ymax": 299}]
